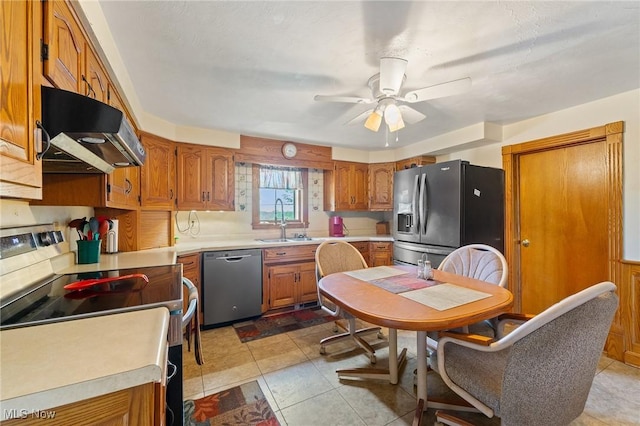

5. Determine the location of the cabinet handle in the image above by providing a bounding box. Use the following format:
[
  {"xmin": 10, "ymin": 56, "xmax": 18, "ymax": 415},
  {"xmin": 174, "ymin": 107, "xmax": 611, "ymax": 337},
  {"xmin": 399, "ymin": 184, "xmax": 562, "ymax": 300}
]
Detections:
[
  {"xmin": 35, "ymin": 121, "xmax": 51, "ymax": 160},
  {"xmin": 124, "ymin": 178, "xmax": 132, "ymax": 194},
  {"xmin": 169, "ymin": 189, "xmax": 174, "ymax": 200},
  {"xmin": 202, "ymin": 192, "xmax": 206, "ymax": 202},
  {"xmin": 81, "ymin": 75, "xmax": 96, "ymax": 98},
  {"xmin": 207, "ymin": 192, "xmax": 211, "ymax": 202},
  {"xmin": 276, "ymin": 252, "xmax": 287, "ymax": 256}
]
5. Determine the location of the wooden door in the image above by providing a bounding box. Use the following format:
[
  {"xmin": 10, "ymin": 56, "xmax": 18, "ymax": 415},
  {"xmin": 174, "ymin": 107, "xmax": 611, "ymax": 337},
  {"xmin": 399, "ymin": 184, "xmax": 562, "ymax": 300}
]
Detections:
[
  {"xmin": 269, "ymin": 264, "xmax": 297, "ymax": 308},
  {"xmin": 140, "ymin": 133, "xmax": 176, "ymax": 209},
  {"xmin": 204, "ymin": 148, "xmax": 234, "ymax": 211},
  {"xmin": 83, "ymin": 45, "xmax": 108, "ymax": 102},
  {"xmin": 334, "ymin": 161, "xmax": 353, "ymax": 210},
  {"xmin": 44, "ymin": 0, "xmax": 83, "ymax": 93},
  {"xmin": 0, "ymin": 0, "xmax": 43, "ymax": 199},
  {"xmin": 298, "ymin": 262, "xmax": 318, "ymax": 303},
  {"xmin": 504, "ymin": 122, "xmax": 623, "ymax": 318},
  {"xmin": 351, "ymin": 162, "xmax": 369, "ymax": 210},
  {"xmin": 369, "ymin": 162, "xmax": 394, "ymax": 210},
  {"xmin": 107, "ymin": 167, "xmax": 139, "ymax": 209},
  {"xmin": 519, "ymin": 142, "xmax": 608, "ymax": 313},
  {"xmin": 176, "ymin": 144, "xmax": 207, "ymax": 210}
]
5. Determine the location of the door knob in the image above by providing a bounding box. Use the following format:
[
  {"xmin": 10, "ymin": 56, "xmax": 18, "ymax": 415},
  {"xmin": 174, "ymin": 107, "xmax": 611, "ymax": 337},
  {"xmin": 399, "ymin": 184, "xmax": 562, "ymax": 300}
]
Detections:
[{"xmin": 522, "ymin": 239, "xmax": 530, "ymax": 247}]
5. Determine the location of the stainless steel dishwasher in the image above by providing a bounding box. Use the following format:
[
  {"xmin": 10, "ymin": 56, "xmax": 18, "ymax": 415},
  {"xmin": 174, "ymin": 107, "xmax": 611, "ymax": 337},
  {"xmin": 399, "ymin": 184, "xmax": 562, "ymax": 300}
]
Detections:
[{"xmin": 202, "ymin": 249, "xmax": 263, "ymax": 327}]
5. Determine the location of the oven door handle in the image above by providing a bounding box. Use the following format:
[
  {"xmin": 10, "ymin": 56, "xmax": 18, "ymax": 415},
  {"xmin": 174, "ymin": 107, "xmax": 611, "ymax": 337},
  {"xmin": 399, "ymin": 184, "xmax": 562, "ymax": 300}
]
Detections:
[{"xmin": 63, "ymin": 273, "xmax": 149, "ymax": 291}]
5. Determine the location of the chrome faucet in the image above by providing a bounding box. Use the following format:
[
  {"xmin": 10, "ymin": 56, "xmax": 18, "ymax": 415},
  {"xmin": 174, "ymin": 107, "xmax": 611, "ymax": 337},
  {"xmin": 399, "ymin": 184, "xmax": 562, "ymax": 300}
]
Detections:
[{"xmin": 275, "ymin": 198, "xmax": 287, "ymax": 240}]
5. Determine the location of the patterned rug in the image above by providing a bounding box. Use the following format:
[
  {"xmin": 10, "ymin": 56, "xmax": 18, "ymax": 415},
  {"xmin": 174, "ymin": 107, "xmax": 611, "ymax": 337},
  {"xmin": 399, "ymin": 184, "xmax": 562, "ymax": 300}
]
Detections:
[
  {"xmin": 183, "ymin": 380, "xmax": 279, "ymax": 426},
  {"xmin": 233, "ymin": 307, "xmax": 334, "ymax": 343}
]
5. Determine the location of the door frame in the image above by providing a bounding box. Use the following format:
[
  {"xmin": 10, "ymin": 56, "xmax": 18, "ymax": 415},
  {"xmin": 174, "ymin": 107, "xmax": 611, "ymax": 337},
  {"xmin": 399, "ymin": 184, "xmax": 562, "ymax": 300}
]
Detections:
[{"xmin": 501, "ymin": 121, "xmax": 624, "ymax": 312}]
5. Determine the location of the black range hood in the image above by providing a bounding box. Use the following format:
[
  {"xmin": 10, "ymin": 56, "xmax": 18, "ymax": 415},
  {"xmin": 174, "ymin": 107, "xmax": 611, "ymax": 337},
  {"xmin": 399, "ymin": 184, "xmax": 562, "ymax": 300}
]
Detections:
[{"xmin": 40, "ymin": 86, "xmax": 146, "ymax": 174}]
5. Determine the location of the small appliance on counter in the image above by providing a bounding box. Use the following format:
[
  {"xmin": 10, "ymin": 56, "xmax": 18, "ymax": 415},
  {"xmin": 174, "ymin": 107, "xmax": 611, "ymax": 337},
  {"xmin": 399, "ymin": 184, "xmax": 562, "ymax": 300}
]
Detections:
[
  {"xmin": 105, "ymin": 219, "xmax": 119, "ymax": 253},
  {"xmin": 329, "ymin": 216, "xmax": 344, "ymax": 237}
]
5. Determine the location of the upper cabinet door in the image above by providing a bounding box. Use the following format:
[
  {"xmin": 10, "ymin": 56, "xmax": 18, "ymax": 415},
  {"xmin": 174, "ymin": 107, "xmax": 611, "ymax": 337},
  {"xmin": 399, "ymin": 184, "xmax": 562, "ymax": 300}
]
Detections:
[
  {"xmin": 368, "ymin": 162, "xmax": 395, "ymax": 211},
  {"xmin": 0, "ymin": 0, "xmax": 42, "ymax": 199},
  {"xmin": 83, "ymin": 45, "xmax": 108, "ymax": 102},
  {"xmin": 140, "ymin": 133, "xmax": 176, "ymax": 209},
  {"xmin": 176, "ymin": 144, "xmax": 207, "ymax": 210},
  {"xmin": 204, "ymin": 148, "xmax": 234, "ymax": 211},
  {"xmin": 44, "ymin": 0, "xmax": 83, "ymax": 93}
]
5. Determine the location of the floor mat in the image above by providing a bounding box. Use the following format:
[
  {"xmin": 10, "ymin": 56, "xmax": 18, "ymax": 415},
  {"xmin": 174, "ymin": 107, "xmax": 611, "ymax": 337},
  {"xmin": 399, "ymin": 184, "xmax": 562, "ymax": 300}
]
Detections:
[
  {"xmin": 183, "ymin": 380, "xmax": 279, "ymax": 426},
  {"xmin": 233, "ymin": 308, "xmax": 334, "ymax": 343}
]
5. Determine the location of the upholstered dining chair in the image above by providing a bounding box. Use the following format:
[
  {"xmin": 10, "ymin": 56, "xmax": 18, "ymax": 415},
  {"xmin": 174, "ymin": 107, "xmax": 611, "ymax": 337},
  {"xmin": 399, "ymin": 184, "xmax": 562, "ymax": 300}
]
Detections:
[
  {"xmin": 438, "ymin": 244, "xmax": 508, "ymax": 288},
  {"xmin": 431, "ymin": 281, "xmax": 618, "ymax": 426},
  {"xmin": 426, "ymin": 244, "xmax": 508, "ymax": 352},
  {"xmin": 315, "ymin": 240, "xmax": 383, "ymax": 363}
]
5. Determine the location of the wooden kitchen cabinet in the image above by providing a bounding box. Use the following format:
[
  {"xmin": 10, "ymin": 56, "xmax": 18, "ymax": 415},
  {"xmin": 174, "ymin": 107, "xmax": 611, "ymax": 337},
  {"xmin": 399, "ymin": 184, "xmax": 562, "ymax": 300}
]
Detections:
[
  {"xmin": 368, "ymin": 162, "xmax": 395, "ymax": 211},
  {"xmin": 324, "ymin": 161, "xmax": 368, "ymax": 211},
  {"xmin": 263, "ymin": 244, "xmax": 319, "ymax": 311},
  {"xmin": 266, "ymin": 261, "xmax": 317, "ymax": 309},
  {"xmin": 350, "ymin": 241, "xmax": 370, "ymax": 266},
  {"xmin": 0, "ymin": 382, "xmax": 163, "ymax": 426},
  {"xmin": 178, "ymin": 253, "xmax": 202, "ymax": 328},
  {"xmin": 33, "ymin": 170, "xmax": 140, "ymax": 209},
  {"xmin": 140, "ymin": 132, "xmax": 176, "ymax": 209},
  {"xmin": 395, "ymin": 155, "xmax": 436, "ymax": 170},
  {"xmin": 369, "ymin": 241, "xmax": 393, "ymax": 266},
  {"xmin": 176, "ymin": 143, "xmax": 235, "ymax": 211},
  {"xmin": 83, "ymin": 43, "xmax": 108, "ymax": 102},
  {"xmin": 43, "ymin": 0, "xmax": 84, "ymax": 93},
  {"xmin": 0, "ymin": 0, "xmax": 43, "ymax": 200}
]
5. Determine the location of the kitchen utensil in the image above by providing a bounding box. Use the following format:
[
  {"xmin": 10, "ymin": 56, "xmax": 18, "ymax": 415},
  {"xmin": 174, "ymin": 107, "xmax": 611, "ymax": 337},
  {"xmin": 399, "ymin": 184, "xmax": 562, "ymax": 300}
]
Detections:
[
  {"xmin": 64, "ymin": 273, "xmax": 149, "ymax": 291},
  {"xmin": 98, "ymin": 219, "xmax": 109, "ymax": 241},
  {"xmin": 89, "ymin": 217, "xmax": 100, "ymax": 240}
]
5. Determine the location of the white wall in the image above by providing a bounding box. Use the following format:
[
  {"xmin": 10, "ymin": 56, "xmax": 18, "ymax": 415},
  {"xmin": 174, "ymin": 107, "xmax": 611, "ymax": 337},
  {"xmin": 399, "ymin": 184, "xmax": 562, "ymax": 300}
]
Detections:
[{"xmin": 439, "ymin": 89, "xmax": 640, "ymax": 260}]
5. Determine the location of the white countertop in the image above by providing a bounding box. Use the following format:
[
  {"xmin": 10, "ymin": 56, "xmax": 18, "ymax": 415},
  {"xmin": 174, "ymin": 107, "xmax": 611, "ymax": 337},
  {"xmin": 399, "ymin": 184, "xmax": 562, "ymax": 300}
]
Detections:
[
  {"xmin": 0, "ymin": 307, "xmax": 169, "ymax": 419},
  {"xmin": 55, "ymin": 235, "xmax": 393, "ymax": 273}
]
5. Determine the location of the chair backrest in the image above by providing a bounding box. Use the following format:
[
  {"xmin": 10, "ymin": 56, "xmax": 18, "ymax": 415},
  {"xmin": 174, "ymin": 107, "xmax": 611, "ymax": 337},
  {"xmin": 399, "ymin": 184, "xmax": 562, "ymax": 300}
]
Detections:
[
  {"xmin": 315, "ymin": 240, "xmax": 368, "ymax": 280},
  {"xmin": 438, "ymin": 244, "xmax": 507, "ymax": 287},
  {"xmin": 437, "ymin": 282, "xmax": 618, "ymax": 425},
  {"xmin": 499, "ymin": 282, "xmax": 618, "ymax": 424}
]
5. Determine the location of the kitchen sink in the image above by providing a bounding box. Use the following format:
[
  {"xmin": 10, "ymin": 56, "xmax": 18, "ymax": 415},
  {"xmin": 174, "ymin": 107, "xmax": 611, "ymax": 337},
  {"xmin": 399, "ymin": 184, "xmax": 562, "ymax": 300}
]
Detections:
[{"xmin": 257, "ymin": 237, "xmax": 317, "ymax": 243}]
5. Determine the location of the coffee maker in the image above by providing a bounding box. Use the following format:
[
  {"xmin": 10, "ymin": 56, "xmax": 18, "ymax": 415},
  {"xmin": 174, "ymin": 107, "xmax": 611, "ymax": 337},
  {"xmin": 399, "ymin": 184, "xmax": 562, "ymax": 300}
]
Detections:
[{"xmin": 329, "ymin": 216, "xmax": 344, "ymax": 237}]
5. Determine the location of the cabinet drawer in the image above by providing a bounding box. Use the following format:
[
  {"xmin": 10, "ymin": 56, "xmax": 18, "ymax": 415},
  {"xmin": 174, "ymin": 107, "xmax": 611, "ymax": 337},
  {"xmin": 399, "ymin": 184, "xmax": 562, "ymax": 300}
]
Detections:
[
  {"xmin": 263, "ymin": 244, "xmax": 319, "ymax": 263},
  {"xmin": 350, "ymin": 241, "xmax": 369, "ymax": 254},
  {"xmin": 370, "ymin": 242, "xmax": 392, "ymax": 252}
]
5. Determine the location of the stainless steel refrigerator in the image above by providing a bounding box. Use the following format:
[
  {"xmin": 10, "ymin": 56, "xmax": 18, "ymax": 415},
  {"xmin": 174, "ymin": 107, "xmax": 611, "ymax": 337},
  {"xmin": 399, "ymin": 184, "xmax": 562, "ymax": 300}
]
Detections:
[{"xmin": 392, "ymin": 159, "xmax": 504, "ymax": 268}]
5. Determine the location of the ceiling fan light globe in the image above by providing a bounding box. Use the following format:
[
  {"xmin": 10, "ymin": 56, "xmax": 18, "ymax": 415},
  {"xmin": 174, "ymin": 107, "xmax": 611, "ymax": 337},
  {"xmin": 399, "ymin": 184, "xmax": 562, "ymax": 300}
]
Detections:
[
  {"xmin": 364, "ymin": 111, "xmax": 382, "ymax": 132},
  {"xmin": 384, "ymin": 103, "xmax": 402, "ymax": 125}
]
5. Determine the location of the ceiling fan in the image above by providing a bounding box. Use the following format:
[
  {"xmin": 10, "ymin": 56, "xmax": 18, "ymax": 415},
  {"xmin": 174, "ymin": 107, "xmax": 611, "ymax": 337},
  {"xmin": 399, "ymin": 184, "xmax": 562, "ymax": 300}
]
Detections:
[{"xmin": 314, "ymin": 57, "xmax": 471, "ymax": 133}]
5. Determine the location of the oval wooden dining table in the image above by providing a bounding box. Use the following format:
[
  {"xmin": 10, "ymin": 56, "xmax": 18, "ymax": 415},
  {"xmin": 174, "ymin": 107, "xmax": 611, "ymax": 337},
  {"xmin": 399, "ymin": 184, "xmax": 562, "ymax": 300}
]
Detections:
[{"xmin": 318, "ymin": 264, "xmax": 513, "ymax": 418}]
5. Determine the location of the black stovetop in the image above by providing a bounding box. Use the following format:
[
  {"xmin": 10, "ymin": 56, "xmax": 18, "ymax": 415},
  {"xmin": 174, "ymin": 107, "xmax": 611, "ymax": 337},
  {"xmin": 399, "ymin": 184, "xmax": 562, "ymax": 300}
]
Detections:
[{"xmin": 0, "ymin": 264, "xmax": 182, "ymax": 329}]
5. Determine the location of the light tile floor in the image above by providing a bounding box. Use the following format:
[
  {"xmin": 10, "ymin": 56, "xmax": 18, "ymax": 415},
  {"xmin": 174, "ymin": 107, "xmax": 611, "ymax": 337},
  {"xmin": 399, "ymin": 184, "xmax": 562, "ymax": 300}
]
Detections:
[{"xmin": 182, "ymin": 319, "xmax": 640, "ymax": 425}]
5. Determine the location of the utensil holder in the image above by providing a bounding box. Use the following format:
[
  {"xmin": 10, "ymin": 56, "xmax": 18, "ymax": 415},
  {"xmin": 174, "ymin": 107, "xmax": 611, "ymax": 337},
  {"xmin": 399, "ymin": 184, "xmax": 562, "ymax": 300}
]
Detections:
[{"xmin": 77, "ymin": 239, "xmax": 101, "ymax": 264}]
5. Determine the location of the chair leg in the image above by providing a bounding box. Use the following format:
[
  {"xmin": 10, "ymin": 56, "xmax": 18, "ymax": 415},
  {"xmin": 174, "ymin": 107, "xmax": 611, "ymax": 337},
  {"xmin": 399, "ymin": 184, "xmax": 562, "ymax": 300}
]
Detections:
[
  {"xmin": 434, "ymin": 410, "xmax": 475, "ymax": 426},
  {"xmin": 319, "ymin": 317, "xmax": 382, "ymax": 363}
]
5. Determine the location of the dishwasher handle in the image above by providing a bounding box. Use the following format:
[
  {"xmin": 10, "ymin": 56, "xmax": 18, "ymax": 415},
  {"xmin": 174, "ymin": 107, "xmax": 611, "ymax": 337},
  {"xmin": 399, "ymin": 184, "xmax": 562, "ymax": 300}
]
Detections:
[{"xmin": 216, "ymin": 255, "xmax": 253, "ymax": 262}]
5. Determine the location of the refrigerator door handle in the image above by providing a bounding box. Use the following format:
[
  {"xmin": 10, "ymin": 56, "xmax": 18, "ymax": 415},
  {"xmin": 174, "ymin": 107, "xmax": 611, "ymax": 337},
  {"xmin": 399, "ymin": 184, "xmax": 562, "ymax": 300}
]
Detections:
[
  {"xmin": 412, "ymin": 174, "xmax": 420, "ymax": 232},
  {"xmin": 419, "ymin": 173, "xmax": 427, "ymax": 234},
  {"xmin": 422, "ymin": 172, "xmax": 429, "ymax": 234}
]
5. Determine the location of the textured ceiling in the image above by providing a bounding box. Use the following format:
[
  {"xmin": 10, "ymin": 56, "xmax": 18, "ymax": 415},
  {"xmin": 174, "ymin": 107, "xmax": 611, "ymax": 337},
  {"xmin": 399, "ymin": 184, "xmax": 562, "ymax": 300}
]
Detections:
[{"xmin": 96, "ymin": 1, "xmax": 640, "ymax": 151}]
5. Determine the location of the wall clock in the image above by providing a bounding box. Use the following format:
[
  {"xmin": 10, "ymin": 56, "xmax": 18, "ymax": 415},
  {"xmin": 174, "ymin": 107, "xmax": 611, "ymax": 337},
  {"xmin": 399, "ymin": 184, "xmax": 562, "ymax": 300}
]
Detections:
[{"xmin": 282, "ymin": 142, "xmax": 297, "ymax": 159}]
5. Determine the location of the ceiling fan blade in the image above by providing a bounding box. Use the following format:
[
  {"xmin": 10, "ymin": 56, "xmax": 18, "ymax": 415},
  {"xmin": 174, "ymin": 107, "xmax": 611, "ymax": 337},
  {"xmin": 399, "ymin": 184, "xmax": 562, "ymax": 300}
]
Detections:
[
  {"xmin": 401, "ymin": 77, "xmax": 472, "ymax": 103},
  {"xmin": 398, "ymin": 105, "xmax": 426, "ymax": 124},
  {"xmin": 314, "ymin": 94, "xmax": 374, "ymax": 104},
  {"xmin": 379, "ymin": 57, "xmax": 408, "ymax": 95},
  {"xmin": 345, "ymin": 109, "xmax": 374, "ymax": 125}
]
